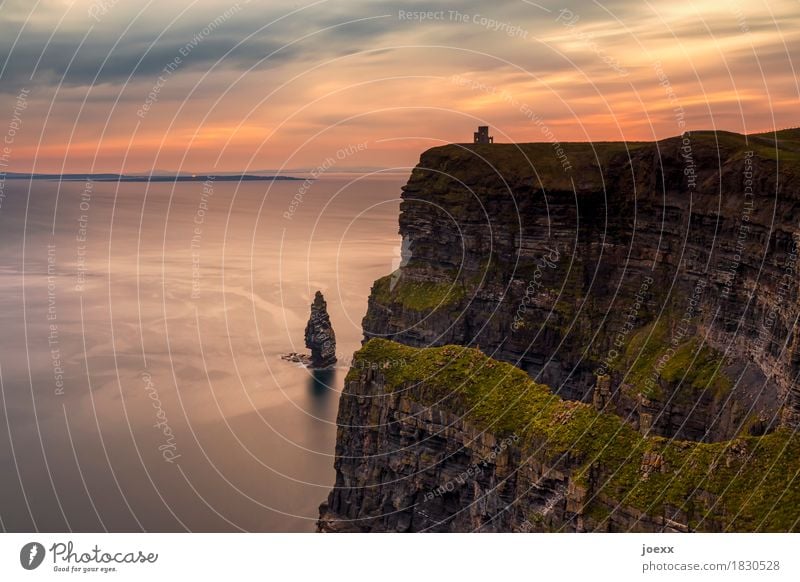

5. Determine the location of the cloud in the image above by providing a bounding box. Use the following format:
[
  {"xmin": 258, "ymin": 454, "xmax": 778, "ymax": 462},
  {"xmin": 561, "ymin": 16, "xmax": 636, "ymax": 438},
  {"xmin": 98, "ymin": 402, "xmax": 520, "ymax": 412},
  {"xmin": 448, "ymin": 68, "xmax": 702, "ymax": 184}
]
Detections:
[
  {"xmin": 1, "ymin": 0, "xmax": 797, "ymax": 171},
  {"xmin": 0, "ymin": 1, "xmax": 399, "ymax": 94}
]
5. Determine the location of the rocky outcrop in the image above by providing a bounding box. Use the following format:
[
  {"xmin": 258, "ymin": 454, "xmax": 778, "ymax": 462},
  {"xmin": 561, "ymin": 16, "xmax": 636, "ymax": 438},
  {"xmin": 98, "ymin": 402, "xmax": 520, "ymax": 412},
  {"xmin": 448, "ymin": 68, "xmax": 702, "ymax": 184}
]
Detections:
[
  {"xmin": 362, "ymin": 130, "xmax": 800, "ymax": 442},
  {"xmin": 318, "ymin": 340, "xmax": 800, "ymax": 532},
  {"xmin": 305, "ymin": 291, "xmax": 337, "ymax": 368}
]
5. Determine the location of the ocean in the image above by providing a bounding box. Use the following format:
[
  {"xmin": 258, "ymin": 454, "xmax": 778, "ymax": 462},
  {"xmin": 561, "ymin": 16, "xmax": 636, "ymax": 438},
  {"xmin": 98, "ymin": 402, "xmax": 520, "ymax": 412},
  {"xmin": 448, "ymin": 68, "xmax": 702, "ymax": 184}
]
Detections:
[{"xmin": 0, "ymin": 173, "xmax": 404, "ymax": 531}]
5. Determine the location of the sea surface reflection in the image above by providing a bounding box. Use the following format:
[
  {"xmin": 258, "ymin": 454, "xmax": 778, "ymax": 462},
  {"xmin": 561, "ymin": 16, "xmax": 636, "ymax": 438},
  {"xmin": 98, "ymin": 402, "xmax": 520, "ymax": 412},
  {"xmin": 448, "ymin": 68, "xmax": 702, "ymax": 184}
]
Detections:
[{"xmin": 0, "ymin": 174, "xmax": 403, "ymax": 531}]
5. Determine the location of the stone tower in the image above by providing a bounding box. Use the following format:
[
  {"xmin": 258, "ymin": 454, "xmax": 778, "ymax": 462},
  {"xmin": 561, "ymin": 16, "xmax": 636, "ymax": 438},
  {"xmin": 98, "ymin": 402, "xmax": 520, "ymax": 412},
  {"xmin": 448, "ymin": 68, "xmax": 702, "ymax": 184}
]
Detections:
[{"xmin": 473, "ymin": 126, "xmax": 494, "ymax": 144}]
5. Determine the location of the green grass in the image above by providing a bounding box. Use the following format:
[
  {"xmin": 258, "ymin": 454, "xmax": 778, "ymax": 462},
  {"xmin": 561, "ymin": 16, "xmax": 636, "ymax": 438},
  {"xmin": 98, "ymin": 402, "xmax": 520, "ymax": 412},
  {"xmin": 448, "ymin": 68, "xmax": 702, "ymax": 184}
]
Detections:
[
  {"xmin": 751, "ymin": 127, "xmax": 800, "ymax": 162},
  {"xmin": 616, "ymin": 320, "xmax": 732, "ymax": 400},
  {"xmin": 350, "ymin": 338, "xmax": 800, "ymax": 531},
  {"xmin": 660, "ymin": 339, "xmax": 733, "ymax": 397},
  {"xmin": 371, "ymin": 273, "xmax": 465, "ymax": 312},
  {"xmin": 615, "ymin": 320, "xmax": 669, "ymax": 398}
]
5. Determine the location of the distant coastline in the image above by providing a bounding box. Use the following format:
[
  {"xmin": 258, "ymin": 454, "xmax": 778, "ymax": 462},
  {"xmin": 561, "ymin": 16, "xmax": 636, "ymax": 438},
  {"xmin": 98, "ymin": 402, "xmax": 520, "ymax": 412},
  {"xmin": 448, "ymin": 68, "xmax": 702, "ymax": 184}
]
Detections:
[{"xmin": 1, "ymin": 172, "xmax": 304, "ymax": 182}]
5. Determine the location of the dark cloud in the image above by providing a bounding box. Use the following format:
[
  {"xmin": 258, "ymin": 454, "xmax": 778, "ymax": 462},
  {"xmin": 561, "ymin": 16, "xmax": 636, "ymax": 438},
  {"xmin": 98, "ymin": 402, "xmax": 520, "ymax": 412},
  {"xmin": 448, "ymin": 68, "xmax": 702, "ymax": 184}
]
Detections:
[{"xmin": 0, "ymin": 2, "xmax": 402, "ymax": 94}]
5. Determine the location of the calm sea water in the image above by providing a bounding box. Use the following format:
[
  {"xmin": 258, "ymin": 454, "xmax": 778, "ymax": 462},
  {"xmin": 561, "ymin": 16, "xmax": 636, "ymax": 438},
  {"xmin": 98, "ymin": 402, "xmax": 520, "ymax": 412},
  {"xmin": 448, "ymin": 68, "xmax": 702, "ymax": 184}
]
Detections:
[{"xmin": 0, "ymin": 174, "xmax": 403, "ymax": 532}]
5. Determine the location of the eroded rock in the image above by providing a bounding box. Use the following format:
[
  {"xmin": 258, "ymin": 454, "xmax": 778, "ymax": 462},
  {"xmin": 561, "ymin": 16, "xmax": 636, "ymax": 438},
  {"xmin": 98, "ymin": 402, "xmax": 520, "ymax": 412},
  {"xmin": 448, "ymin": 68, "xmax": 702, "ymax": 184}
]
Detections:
[{"xmin": 305, "ymin": 291, "xmax": 337, "ymax": 368}]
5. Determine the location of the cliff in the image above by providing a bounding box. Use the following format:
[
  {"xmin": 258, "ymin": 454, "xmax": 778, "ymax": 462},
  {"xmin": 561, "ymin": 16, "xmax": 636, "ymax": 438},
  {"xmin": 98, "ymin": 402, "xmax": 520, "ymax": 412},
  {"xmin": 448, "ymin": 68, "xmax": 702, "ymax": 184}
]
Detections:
[
  {"xmin": 363, "ymin": 130, "xmax": 800, "ymax": 441},
  {"xmin": 318, "ymin": 340, "xmax": 800, "ymax": 532},
  {"xmin": 320, "ymin": 129, "xmax": 800, "ymax": 532}
]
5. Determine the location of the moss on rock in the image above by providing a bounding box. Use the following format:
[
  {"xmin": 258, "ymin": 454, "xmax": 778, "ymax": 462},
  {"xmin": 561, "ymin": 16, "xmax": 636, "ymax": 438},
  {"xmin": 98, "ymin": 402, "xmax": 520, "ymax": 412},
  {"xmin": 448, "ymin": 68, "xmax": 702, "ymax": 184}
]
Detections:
[
  {"xmin": 617, "ymin": 320, "xmax": 733, "ymax": 399},
  {"xmin": 371, "ymin": 272, "xmax": 465, "ymax": 312}
]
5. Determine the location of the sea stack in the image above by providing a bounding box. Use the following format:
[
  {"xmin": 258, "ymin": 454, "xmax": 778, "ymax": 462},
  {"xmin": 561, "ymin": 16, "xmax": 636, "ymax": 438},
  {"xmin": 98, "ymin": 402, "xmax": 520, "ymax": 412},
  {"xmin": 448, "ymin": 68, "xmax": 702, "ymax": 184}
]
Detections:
[{"xmin": 304, "ymin": 291, "xmax": 337, "ymax": 368}]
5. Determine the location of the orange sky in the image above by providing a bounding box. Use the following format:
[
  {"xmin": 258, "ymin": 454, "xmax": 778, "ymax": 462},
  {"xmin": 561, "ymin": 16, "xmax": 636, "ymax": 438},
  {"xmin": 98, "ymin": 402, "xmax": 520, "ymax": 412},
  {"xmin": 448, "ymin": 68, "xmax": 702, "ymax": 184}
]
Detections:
[{"xmin": 0, "ymin": 0, "xmax": 798, "ymax": 173}]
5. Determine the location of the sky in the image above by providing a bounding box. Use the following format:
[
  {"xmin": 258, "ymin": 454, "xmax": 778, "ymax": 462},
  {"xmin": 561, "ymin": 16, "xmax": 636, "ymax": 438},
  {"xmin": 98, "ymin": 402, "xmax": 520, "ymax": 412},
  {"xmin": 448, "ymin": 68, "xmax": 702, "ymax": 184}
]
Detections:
[{"xmin": 0, "ymin": 0, "xmax": 798, "ymax": 173}]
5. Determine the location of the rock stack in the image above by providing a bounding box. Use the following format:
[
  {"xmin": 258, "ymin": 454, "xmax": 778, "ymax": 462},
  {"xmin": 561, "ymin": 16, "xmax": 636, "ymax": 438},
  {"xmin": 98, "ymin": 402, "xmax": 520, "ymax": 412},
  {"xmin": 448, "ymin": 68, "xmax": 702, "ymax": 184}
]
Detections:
[{"xmin": 304, "ymin": 291, "xmax": 337, "ymax": 368}]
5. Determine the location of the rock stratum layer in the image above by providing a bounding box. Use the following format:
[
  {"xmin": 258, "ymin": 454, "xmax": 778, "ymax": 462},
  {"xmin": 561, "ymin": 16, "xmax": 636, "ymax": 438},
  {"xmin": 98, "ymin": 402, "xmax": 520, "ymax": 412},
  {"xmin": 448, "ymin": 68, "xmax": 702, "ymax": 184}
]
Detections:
[{"xmin": 320, "ymin": 130, "xmax": 800, "ymax": 532}]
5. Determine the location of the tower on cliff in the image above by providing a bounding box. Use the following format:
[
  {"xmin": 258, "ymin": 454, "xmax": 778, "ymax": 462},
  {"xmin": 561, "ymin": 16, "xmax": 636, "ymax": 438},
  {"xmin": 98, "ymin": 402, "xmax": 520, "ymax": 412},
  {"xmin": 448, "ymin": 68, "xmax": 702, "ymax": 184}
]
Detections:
[
  {"xmin": 305, "ymin": 291, "xmax": 337, "ymax": 368},
  {"xmin": 473, "ymin": 126, "xmax": 494, "ymax": 144}
]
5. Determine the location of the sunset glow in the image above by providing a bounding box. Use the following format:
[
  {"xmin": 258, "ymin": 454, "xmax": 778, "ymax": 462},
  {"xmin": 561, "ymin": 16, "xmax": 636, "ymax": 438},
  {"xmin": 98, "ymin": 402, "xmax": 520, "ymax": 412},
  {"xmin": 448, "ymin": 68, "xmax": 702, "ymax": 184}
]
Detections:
[{"xmin": 0, "ymin": 0, "xmax": 797, "ymax": 173}]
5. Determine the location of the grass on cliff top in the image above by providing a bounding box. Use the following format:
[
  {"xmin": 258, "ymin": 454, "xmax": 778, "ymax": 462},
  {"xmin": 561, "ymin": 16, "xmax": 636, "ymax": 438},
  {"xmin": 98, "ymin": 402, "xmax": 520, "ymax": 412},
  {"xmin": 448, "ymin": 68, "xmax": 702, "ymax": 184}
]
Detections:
[
  {"xmin": 371, "ymin": 272, "xmax": 464, "ymax": 312},
  {"xmin": 425, "ymin": 141, "xmax": 650, "ymax": 192},
  {"xmin": 351, "ymin": 338, "xmax": 800, "ymax": 531},
  {"xmin": 751, "ymin": 127, "xmax": 800, "ymax": 162},
  {"xmin": 429, "ymin": 130, "xmax": 800, "ymax": 187}
]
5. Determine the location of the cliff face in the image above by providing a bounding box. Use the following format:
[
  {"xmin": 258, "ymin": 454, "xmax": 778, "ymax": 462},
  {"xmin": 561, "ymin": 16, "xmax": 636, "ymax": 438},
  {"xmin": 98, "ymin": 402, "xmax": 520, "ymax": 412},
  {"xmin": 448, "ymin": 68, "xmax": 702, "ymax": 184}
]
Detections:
[
  {"xmin": 363, "ymin": 130, "xmax": 800, "ymax": 441},
  {"xmin": 320, "ymin": 130, "xmax": 800, "ymax": 532},
  {"xmin": 318, "ymin": 340, "xmax": 800, "ymax": 532}
]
